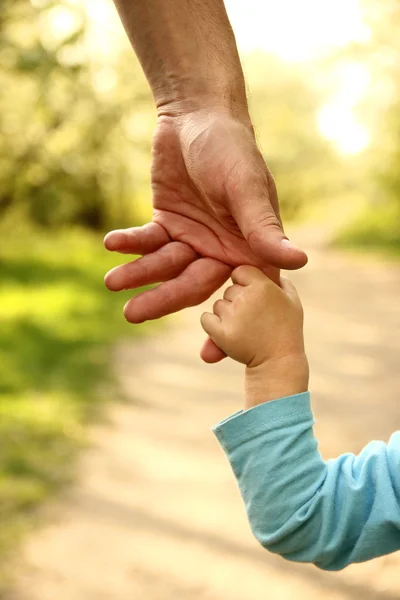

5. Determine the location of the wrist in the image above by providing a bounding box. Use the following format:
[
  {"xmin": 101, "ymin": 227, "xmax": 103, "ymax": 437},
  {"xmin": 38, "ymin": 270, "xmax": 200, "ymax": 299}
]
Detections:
[
  {"xmin": 155, "ymin": 76, "xmax": 251, "ymax": 126},
  {"xmin": 244, "ymin": 353, "xmax": 309, "ymax": 411}
]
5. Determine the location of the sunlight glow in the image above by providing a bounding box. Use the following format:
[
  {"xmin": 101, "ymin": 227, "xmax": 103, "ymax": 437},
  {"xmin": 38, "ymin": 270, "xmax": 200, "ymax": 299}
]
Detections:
[
  {"xmin": 225, "ymin": 0, "xmax": 370, "ymax": 61},
  {"xmin": 318, "ymin": 106, "xmax": 370, "ymax": 155},
  {"xmin": 40, "ymin": 4, "xmax": 83, "ymax": 49},
  {"xmin": 318, "ymin": 64, "xmax": 371, "ymax": 155},
  {"xmin": 224, "ymin": 0, "xmax": 372, "ymax": 155},
  {"xmin": 83, "ymin": 0, "xmax": 128, "ymax": 59}
]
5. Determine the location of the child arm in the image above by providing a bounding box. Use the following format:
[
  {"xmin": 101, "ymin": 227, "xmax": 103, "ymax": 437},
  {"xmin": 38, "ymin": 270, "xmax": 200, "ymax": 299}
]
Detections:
[
  {"xmin": 213, "ymin": 392, "xmax": 400, "ymax": 571},
  {"xmin": 202, "ymin": 266, "xmax": 400, "ymax": 569}
]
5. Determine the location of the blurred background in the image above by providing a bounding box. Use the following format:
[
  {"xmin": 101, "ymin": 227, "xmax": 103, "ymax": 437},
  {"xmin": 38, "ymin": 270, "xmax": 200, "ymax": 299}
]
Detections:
[{"xmin": 1, "ymin": 0, "xmax": 400, "ymax": 598}]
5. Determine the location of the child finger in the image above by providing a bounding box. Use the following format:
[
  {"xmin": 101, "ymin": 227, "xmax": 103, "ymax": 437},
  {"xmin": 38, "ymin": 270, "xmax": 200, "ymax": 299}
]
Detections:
[
  {"xmin": 200, "ymin": 311, "xmax": 222, "ymax": 339},
  {"xmin": 231, "ymin": 265, "xmax": 266, "ymax": 286},
  {"xmin": 213, "ymin": 299, "xmax": 230, "ymax": 317},
  {"xmin": 223, "ymin": 284, "xmax": 242, "ymax": 302}
]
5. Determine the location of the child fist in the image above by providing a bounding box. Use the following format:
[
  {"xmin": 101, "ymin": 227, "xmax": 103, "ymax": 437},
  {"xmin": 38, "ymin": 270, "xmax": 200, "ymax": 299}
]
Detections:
[{"xmin": 201, "ymin": 266, "xmax": 308, "ymax": 407}]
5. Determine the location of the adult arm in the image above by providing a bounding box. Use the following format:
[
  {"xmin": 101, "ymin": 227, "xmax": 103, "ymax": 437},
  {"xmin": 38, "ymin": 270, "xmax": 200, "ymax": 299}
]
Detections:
[
  {"xmin": 105, "ymin": 1, "xmax": 307, "ymax": 362},
  {"xmin": 111, "ymin": 0, "xmax": 249, "ymax": 119},
  {"xmin": 213, "ymin": 392, "xmax": 400, "ymax": 570}
]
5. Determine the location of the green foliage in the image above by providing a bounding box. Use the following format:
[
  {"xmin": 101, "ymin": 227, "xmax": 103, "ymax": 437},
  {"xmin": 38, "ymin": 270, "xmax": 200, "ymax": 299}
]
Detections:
[
  {"xmin": 245, "ymin": 53, "xmax": 345, "ymax": 220},
  {"xmin": 0, "ymin": 227, "xmax": 153, "ymax": 576},
  {"xmin": 0, "ymin": 1, "xmax": 348, "ymax": 231},
  {"xmin": 335, "ymin": 201, "xmax": 400, "ymax": 255},
  {"xmin": 0, "ymin": 0, "xmax": 154, "ymax": 231},
  {"xmin": 336, "ymin": 0, "xmax": 400, "ymax": 252},
  {"xmin": 364, "ymin": 1, "xmax": 400, "ymax": 218}
]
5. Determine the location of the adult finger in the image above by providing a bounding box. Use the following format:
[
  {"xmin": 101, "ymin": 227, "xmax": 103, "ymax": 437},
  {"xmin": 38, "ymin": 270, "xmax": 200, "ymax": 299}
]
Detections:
[
  {"xmin": 123, "ymin": 258, "xmax": 231, "ymax": 323},
  {"xmin": 104, "ymin": 222, "xmax": 170, "ymax": 255},
  {"xmin": 200, "ymin": 337, "xmax": 227, "ymax": 363},
  {"xmin": 104, "ymin": 242, "xmax": 197, "ymax": 291}
]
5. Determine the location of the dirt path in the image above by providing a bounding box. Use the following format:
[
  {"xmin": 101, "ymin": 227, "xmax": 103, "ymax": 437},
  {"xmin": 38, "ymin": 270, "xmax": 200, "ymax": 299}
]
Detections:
[{"xmin": 8, "ymin": 246, "xmax": 400, "ymax": 600}]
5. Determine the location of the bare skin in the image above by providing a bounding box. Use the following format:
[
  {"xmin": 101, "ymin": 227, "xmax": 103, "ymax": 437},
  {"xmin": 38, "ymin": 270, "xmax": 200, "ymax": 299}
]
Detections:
[
  {"xmin": 104, "ymin": 0, "xmax": 308, "ymax": 363},
  {"xmin": 201, "ymin": 266, "xmax": 309, "ymax": 409}
]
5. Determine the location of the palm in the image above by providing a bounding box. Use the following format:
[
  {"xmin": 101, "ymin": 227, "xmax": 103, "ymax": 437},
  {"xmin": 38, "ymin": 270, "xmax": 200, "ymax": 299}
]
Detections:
[
  {"xmin": 152, "ymin": 114, "xmax": 277, "ymax": 270},
  {"xmin": 105, "ymin": 111, "xmax": 306, "ymax": 362}
]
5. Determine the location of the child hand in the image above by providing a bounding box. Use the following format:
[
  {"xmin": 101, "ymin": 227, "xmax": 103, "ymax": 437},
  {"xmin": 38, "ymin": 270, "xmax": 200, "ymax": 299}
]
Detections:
[{"xmin": 200, "ymin": 266, "xmax": 309, "ymax": 408}]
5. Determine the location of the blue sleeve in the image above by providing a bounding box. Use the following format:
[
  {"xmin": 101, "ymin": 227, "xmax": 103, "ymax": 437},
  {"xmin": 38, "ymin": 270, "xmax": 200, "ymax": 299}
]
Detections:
[{"xmin": 213, "ymin": 392, "xmax": 400, "ymax": 571}]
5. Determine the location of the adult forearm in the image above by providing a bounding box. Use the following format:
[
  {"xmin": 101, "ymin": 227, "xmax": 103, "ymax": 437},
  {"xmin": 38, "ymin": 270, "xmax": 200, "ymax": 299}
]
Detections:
[{"xmin": 112, "ymin": 0, "xmax": 249, "ymax": 118}]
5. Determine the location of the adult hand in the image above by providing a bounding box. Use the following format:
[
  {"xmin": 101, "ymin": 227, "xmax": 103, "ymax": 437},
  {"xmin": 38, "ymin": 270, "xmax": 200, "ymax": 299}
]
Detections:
[{"xmin": 104, "ymin": 109, "xmax": 307, "ymax": 363}]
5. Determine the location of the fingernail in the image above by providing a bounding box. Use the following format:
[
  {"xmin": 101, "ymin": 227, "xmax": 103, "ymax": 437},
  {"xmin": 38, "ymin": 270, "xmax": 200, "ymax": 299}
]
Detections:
[
  {"xmin": 280, "ymin": 238, "xmax": 308, "ymax": 266},
  {"xmin": 280, "ymin": 238, "xmax": 298, "ymax": 250}
]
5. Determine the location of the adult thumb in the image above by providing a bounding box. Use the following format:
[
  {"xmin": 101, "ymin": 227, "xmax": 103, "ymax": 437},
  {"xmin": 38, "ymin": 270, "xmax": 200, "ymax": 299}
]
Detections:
[{"xmin": 231, "ymin": 169, "xmax": 308, "ymax": 270}]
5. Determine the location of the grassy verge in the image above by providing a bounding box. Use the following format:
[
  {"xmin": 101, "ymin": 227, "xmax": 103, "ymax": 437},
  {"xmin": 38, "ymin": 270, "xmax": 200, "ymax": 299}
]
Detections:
[
  {"xmin": 334, "ymin": 204, "xmax": 400, "ymax": 258},
  {"xmin": 0, "ymin": 227, "xmax": 154, "ymax": 579}
]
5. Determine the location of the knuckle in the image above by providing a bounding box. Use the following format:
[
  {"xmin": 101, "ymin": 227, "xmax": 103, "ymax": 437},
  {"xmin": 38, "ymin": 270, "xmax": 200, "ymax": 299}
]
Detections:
[{"xmin": 254, "ymin": 208, "xmax": 281, "ymax": 230}]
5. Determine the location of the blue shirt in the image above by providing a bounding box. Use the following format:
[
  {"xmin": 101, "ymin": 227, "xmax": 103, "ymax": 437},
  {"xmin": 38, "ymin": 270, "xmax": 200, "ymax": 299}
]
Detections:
[{"xmin": 213, "ymin": 392, "xmax": 400, "ymax": 571}]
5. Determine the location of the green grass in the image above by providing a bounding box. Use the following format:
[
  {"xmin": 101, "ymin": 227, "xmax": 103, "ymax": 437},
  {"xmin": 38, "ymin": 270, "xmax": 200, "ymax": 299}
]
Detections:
[
  {"xmin": 0, "ymin": 227, "xmax": 154, "ymax": 578},
  {"xmin": 334, "ymin": 204, "xmax": 400, "ymax": 258}
]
